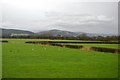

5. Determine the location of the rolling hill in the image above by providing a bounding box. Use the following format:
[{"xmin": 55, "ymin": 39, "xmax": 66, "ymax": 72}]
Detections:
[
  {"xmin": 37, "ymin": 29, "xmax": 86, "ymax": 37},
  {"xmin": 0, "ymin": 28, "xmax": 34, "ymax": 37},
  {"xmin": 0, "ymin": 28, "xmax": 115, "ymax": 38}
]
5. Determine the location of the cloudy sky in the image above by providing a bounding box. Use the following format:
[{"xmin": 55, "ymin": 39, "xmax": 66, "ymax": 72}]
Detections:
[{"xmin": 1, "ymin": 0, "xmax": 118, "ymax": 34}]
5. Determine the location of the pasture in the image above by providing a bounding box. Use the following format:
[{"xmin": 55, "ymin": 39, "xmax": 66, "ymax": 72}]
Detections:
[
  {"xmin": 1, "ymin": 39, "xmax": 119, "ymax": 78},
  {"xmin": 70, "ymin": 44, "xmax": 119, "ymax": 49},
  {"xmin": 0, "ymin": 43, "xmax": 2, "ymax": 78}
]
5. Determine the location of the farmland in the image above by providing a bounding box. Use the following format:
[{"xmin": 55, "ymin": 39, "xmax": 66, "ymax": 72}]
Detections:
[
  {"xmin": 69, "ymin": 44, "xmax": 119, "ymax": 49},
  {"xmin": 1, "ymin": 39, "xmax": 119, "ymax": 78},
  {"xmin": 0, "ymin": 42, "xmax": 2, "ymax": 78}
]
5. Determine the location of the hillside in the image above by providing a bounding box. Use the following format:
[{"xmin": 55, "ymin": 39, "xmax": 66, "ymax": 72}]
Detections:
[
  {"xmin": 0, "ymin": 28, "xmax": 34, "ymax": 37},
  {"xmin": 37, "ymin": 29, "xmax": 86, "ymax": 37},
  {"xmin": 0, "ymin": 28, "xmax": 116, "ymax": 38}
]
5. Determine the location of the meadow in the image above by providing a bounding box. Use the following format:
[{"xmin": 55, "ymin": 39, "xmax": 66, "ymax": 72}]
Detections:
[
  {"xmin": 69, "ymin": 43, "xmax": 119, "ymax": 49},
  {"xmin": 1, "ymin": 39, "xmax": 119, "ymax": 78},
  {"xmin": 0, "ymin": 42, "xmax": 2, "ymax": 78}
]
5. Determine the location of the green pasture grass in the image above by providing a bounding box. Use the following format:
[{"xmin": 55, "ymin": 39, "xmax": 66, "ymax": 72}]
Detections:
[
  {"xmin": 1, "ymin": 38, "xmax": 105, "ymax": 42},
  {"xmin": 69, "ymin": 44, "xmax": 119, "ymax": 49},
  {"xmin": 2, "ymin": 39, "xmax": 118, "ymax": 78},
  {"xmin": 0, "ymin": 43, "xmax": 2, "ymax": 78}
]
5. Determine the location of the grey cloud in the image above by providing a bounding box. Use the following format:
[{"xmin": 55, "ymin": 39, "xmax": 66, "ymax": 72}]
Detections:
[
  {"xmin": 31, "ymin": 12, "xmax": 116, "ymax": 34},
  {"xmin": 33, "ymin": 13, "xmax": 114, "ymax": 28},
  {"xmin": 2, "ymin": 2, "xmax": 118, "ymax": 34}
]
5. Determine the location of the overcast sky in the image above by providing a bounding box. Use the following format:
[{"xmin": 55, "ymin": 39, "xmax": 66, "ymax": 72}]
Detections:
[{"xmin": 1, "ymin": 0, "xmax": 118, "ymax": 34}]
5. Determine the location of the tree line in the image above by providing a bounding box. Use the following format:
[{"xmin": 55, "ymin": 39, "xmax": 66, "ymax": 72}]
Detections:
[{"xmin": 1, "ymin": 33, "xmax": 119, "ymax": 41}]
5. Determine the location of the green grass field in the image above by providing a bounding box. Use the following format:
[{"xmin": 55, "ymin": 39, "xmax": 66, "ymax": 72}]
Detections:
[
  {"xmin": 0, "ymin": 43, "xmax": 2, "ymax": 78},
  {"xmin": 69, "ymin": 44, "xmax": 119, "ymax": 49},
  {"xmin": 2, "ymin": 39, "xmax": 119, "ymax": 78}
]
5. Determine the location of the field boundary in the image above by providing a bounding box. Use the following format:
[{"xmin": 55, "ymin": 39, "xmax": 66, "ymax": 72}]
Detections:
[{"xmin": 25, "ymin": 41, "xmax": 120, "ymax": 54}]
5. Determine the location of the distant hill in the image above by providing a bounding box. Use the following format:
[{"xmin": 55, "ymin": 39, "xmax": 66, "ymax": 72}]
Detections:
[
  {"xmin": 37, "ymin": 29, "xmax": 114, "ymax": 37},
  {"xmin": 0, "ymin": 28, "xmax": 34, "ymax": 37},
  {"xmin": 37, "ymin": 29, "xmax": 86, "ymax": 37},
  {"xmin": 0, "ymin": 28, "xmax": 116, "ymax": 38}
]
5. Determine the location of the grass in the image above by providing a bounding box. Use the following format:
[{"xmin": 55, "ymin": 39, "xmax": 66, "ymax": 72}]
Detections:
[
  {"xmin": 2, "ymin": 39, "xmax": 119, "ymax": 78},
  {"xmin": 2, "ymin": 38, "xmax": 117, "ymax": 42},
  {"xmin": 0, "ymin": 43, "xmax": 2, "ymax": 78},
  {"xmin": 69, "ymin": 44, "xmax": 119, "ymax": 49}
]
